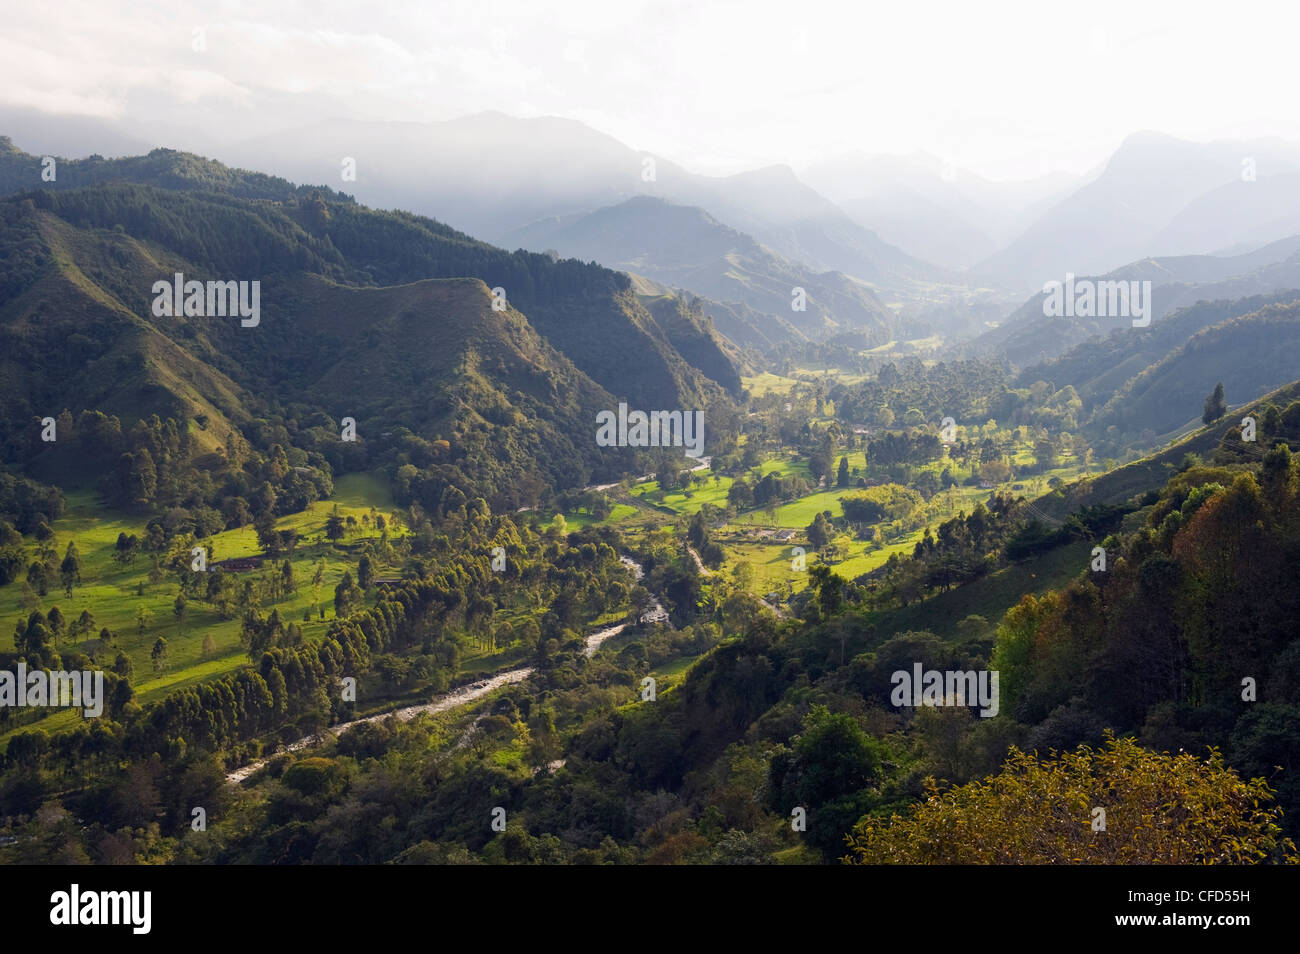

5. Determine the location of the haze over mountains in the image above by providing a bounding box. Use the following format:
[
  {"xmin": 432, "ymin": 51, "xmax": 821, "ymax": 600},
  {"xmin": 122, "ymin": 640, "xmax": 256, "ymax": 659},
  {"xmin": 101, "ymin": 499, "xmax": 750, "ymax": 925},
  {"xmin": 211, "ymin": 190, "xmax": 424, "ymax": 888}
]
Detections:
[
  {"xmin": 7, "ymin": 34, "xmax": 1300, "ymax": 879},
  {"xmin": 973, "ymin": 233, "xmax": 1300, "ymax": 367},
  {"xmin": 799, "ymin": 151, "xmax": 1086, "ymax": 269},
  {"xmin": 2, "ymin": 105, "xmax": 1300, "ymax": 401},
  {"xmin": 219, "ymin": 113, "xmax": 947, "ymax": 301},
  {"xmin": 502, "ymin": 195, "xmax": 897, "ymax": 348},
  {"xmin": 0, "ymin": 138, "xmax": 746, "ymax": 507},
  {"xmin": 5, "ymin": 106, "xmax": 1300, "ymax": 351},
  {"xmin": 978, "ymin": 131, "xmax": 1300, "ymax": 291}
]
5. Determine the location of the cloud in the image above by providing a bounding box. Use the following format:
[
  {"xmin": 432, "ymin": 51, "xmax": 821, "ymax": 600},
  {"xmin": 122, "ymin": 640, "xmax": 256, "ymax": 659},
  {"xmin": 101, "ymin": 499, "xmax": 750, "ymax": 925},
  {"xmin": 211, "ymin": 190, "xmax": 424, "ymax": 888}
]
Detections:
[{"xmin": 1, "ymin": 0, "xmax": 1299, "ymax": 179}]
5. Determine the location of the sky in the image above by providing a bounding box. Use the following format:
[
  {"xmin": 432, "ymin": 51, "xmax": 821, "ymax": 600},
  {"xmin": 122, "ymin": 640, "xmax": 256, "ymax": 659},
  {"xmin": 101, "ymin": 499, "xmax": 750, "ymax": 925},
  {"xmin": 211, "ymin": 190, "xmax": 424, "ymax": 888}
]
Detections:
[{"xmin": 3, "ymin": 0, "xmax": 1299, "ymax": 180}]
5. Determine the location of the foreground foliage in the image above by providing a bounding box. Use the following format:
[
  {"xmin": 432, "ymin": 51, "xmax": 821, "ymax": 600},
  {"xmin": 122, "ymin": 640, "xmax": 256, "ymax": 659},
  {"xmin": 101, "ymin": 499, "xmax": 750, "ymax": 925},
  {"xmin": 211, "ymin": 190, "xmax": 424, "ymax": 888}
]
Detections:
[{"xmin": 845, "ymin": 735, "xmax": 1297, "ymax": 865}]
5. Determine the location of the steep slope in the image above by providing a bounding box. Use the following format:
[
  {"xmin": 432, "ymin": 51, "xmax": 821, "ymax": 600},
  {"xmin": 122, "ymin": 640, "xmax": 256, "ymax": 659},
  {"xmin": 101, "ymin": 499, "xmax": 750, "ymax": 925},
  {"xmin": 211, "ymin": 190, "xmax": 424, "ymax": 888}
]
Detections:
[
  {"xmin": 0, "ymin": 200, "xmax": 251, "ymax": 459},
  {"xmin": 1086, "ymin": 301, "xmax": 1300, "ymax": 442},
  {"xmin": 801, "ymin": 150, "xmax": 1084, "ymax": 249},
  {"xmin": 671, "ymin": 164, "xmax": 945, "ymax": 291},
  {"xmin": 220, "ymin": 114, "xmax": 950, "ymax": 296},
  {"xmin": 639, "ymin": 293, "xmax": 744, "ymax": 394},
  {"xmin": 0, "ymin": 135, "xmax": 349, "ymax": 204},
  {"xmin": 973, "ymin": 238, "xmax": 1300, "ymax": 367},
  {"xmin": 0, "ymin": 139, "xmax": 743, "ymax": 407},
  {"xmin": 1014, "ymin": 292, "xmax": 1300, "ymax": 414},
  {"xmin": 0, "ymin": 175, "xmax": 746, "ymax": 503},
  {"xmin": 977, "ymin": 131, "xmax": 1300, "ymax": 291},
  {"xmin": 1151, "ymin": 173, "xmax": 1300, "ymax": 256},
  {"xmin": 505, "ymin": 196, "xmax": 897, "ymax": 345},
  {"xmin": 1029, "ymin": 377, "xmax": 1300, "ymax": 524},
  {"xmin": 0, "ymin": 192, "xmax": 648, "ymax": 498}
]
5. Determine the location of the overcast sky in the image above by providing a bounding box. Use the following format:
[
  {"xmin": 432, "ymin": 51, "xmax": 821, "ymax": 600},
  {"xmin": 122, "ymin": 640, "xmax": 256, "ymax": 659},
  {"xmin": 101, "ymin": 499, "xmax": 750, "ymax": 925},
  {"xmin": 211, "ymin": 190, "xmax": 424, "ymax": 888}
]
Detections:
[{"xmin": 3, "ymin": 0, "xmax": 1299, "ymax": 180}]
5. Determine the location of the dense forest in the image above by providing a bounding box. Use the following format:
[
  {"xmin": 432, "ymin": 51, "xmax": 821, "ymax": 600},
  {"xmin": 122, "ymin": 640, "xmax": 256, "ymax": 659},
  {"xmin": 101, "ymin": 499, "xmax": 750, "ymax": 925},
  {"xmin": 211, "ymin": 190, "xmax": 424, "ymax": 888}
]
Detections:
[{"xmin": 0, "ymin": 142, "xmax": 1297, "ymax": 871}]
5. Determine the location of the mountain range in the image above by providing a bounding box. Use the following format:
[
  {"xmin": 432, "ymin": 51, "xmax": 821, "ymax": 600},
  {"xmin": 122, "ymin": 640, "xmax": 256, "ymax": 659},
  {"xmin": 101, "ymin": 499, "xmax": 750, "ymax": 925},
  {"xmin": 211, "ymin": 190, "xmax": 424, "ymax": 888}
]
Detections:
[
  {"xmin": 0, "ymin": 138, "xmax": 743, "ymax": 506},
  {"xmin": 502, "ymin": 195, "xmax": 898, "ymax": 348}
]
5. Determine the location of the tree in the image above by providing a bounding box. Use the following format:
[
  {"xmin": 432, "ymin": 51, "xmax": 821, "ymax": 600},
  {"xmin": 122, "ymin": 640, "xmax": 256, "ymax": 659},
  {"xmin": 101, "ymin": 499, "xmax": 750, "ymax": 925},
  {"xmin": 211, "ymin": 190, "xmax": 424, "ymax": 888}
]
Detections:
[
  {"xmin": 46, "ymin": 606, "xmax": 66, "ymax": 648},
  {"xmin": 955, "ymin": 614, "xmax": 988, "ymax": 643},
  {"xmin": 255, "ymin": 513, "xmax": 281, "ymax": 558},
  {"xmin": 358, "ymin": 555, "xmax": 374, "ymax": 590},
  {"xmin": 136, "ymin": 603, "xmax": 151, "ymax": 634},
  {"xmin": 27, "ymin": 560, "xmax": 50, "ymax": 597},
  {"xmin": 113, "ymin": 651, "xmax": 132, "ymax": 679},
  {"xmin": 769, "ymin": 705, "xmax": 880, "ymax": 855},
  {"xmin": 60, "ymin": 541, "xmax": 81, "ymax": 596},
  {"xmin": 114, "ymin": 532, "xmax": 139, "ymax": 566},
  {"xmin": 808, "ymin": 564, "xmax": 844, "ymax": 617},
  {"xmin": 201, "ymin": 633, "xmax": 216, "ymax": 659},
  {"xmin": 980, "ymin": 459, "xmax": 1012, "ymax": 485},
  {"xmin": 808, "ymin": 435, "xmax": 834, "ymax": 484},
  {"xmin": 727, "ymin": 477, "xmax": 753, "ymax": 510},
  {"xmin": 334, "ymin": 571, "xmax": 361, "ymax": 618},
  {"xmin": 807, "ymin": 512, "xmax": 833, "ymax": 550},
  {"xmin": 173, "ymin": 592, "xmax": 187, "ymax": 633},
  {"xmin": 122, "ymin": 449, "xmax": 157, "ymax": 506},
  {"xmin": 16, "ymin": 616, "xmax": 50, "ymax": 658},
  {"xmin": 1203, "ymin": 381, "xmax": 1227, "ymax": 425},
  {"xmin": 733, "ymin": 561, "xmax": 756, "ymax": 593},
  {"xmin": 325, "ymin": 506, "xmax": 346, "ymax": 543},
  {"xmin": 73, "ymin": 609, "xmax": 95, "ymax": 647},
  {"xmin": 845, "ymin": 735, "xmax": 1296, "ymax": 864},
  {"xmin": 151, "ymin": 636, "xmax": 169, "ymax": 673},
  {"xmin": 836, "ymin": 456, "xmax": 850, "ymax": 488}
]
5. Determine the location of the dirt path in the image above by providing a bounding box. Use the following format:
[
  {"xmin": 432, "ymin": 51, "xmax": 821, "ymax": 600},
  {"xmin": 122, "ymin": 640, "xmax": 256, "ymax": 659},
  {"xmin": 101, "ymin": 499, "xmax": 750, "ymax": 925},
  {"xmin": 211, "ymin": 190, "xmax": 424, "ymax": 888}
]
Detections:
[
  {"xmin": 227, "ymin": 554, "xmax": 655, "ymax": 784},
  {"xmin": 686, "ymin": 545, "xmax": 712, "ymax": 577},
  {"xmin": 225, "ymin": 667, "xmax": 534, "ymax": 783}
]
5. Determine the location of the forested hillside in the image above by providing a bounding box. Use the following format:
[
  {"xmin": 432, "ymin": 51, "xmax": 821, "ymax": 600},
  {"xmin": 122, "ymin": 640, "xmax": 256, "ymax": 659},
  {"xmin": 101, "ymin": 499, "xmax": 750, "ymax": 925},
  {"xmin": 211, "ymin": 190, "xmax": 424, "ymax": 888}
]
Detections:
[{"xmin": 0, "ymin": 150, "xmax": 746, "ymax": 514}]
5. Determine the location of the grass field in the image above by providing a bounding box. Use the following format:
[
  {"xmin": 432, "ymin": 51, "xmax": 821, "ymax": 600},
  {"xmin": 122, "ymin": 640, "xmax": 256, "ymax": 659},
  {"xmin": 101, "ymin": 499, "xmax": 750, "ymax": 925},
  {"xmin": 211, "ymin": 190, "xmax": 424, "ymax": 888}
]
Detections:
[
  {"xmin": 650, "ymin": 653, "xmax": 703, "ymax": 696},
  {"xmin": 543, "ymin": 503, "xmax": 637, "ymax": 529},
  {"xmin": 0, "ymin": 419, "xmax": 1093, "ymax": 744},
  {"xmin": 619, "ymin": 443, "xmax": 1089, "ymax": 600},
  {"xmin": 743, "ymin": 372, "xmax": 802, "ymax": 397},
  {"xmin": 0, "ymin": 472, "xmax": 413, "ymax": 740},
  {"xmin": 864, "ymin": 539, "xmax": 1094, "ymax": 639}
]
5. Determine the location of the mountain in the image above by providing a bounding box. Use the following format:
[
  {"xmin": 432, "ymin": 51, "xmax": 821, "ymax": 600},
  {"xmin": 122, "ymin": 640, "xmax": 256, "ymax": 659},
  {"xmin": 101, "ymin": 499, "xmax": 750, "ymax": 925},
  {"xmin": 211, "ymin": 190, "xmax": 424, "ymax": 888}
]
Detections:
[
  {"xmin": 0, "ymin": 141, "xmax": 744, "ymax": 506},
  {"xmin": 972, "ymin": 235, "xmax": 1300, "ymax": 367},
  {"xmin": 999, "ymin": 292, "xmax": 1300, "ymax": 455},
  {"xmin": 0, "ymin": 105, "xmax": 151, "ymax": 160},
  {"xmin": 1084, "ymin": 300, "xmax": 1300, "ymax": 443},
  {"xmin": 1149, "ymin": 173, "xmax": 1300, "ymax": 256},
  {"xmin": 801, "ymin": 151, "xmax": 1082, "ymax": 269},
  {"xmin": 977, "ymin": 131, "xmax": 1300, "ymax": 291},
  {"xmin": 502, "ymin": 196, "xmax": 897, "ymax": 347},
  {"xmin": 1015, "ymin": 292, "xmax": 1300, "ymax": 416},
  {"xmin": 837, "ymin": 189, "xmax": 997, "ymax": 270},
  {"xmin": 219, "ymin": 113, "xmax": 950, "ymax": 296}
]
